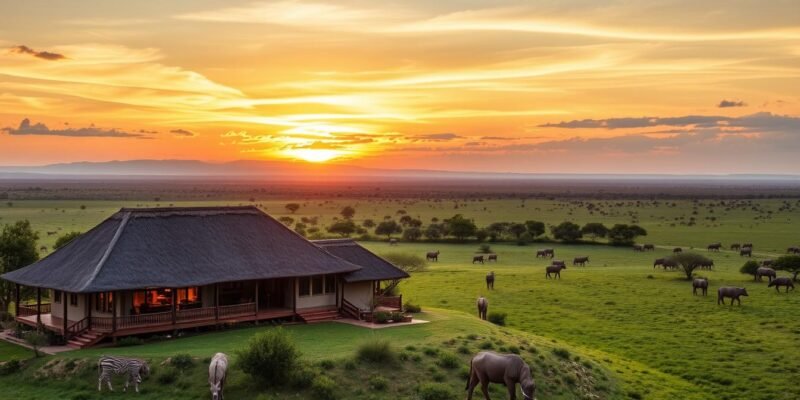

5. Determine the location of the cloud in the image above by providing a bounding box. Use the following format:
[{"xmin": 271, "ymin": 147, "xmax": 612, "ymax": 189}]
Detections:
[
  {"xmin": 2, "ymin": 118, "xmax": 149, "ymax": 138},
  {"xmin": 481, "ymin": 136, "xmax": 519, "ymax": 141},
  {"xmin": 718, "ymin": 99, "xmax": 746, "ymax": 108},
  {"xmin": 10, "ymin": 45, "xmax": 66, "ymax": 61},
  {"xmin": 412, "ymin": 133, "xmax": 463, "ymax": 141},
  {"xmin": 538, "ymin": 113, "xmax": 800, "ymax": 132},
  {"xmin": 170, "ymin": 128, "xmax": 196, "ymax": 137}
]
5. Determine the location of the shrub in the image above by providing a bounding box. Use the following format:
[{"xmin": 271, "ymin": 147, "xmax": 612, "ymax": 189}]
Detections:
[
  {"xmin": 157, "ymin": 367, "xmax": 178, "ymax": 384},
  {"xmin": 310, "ymin": 375, "xmax": 338, "ymax": 400},
  {"xmin": 357, "ymin": 338, "xmax": 395, "ymax": 364},
  {"xmin": 170, "ymin": 353, "xmax": 194, "ymax": 371},
  {"xmin": 236, "ymin": 328, "xmax": 300, "ymax": 387},
  {"xmin": 23, "ymin": 331, "xmax": 47, "ymax": 357},
  {"xmin": 368, "ymin": 375, "xmax": 389, "ymax": 391},
  {"xmin": 0, "ymin": 359, "xmax": 21, "ymax": 376},
  {"xmin": 478, "ymin": 244, "xmax": 492, "ymax": 254},
  {"xmin": 552, "ymin": 348, "xmax": 571, "ymax": 359},
  {"xmin": 487, "ymin": 312, "xmax": 507, "ymax": 326},
  {"xmin": 380, "ymin": 252, "xmax": 428, "ymax": 273},
  {"xmin": 436, "ymin": 352, "xmax": 460, "ymax": 369},
  {"xmin": 290, "ymin": 364, "xmax": 316, "ymax": 388},
  {"xmin": 740, "ymin": 260, "xmax": 761, "ymax": 279},
  {"xmin": 373, "ymin": 311, "xmax": 390, "ymax": 324},
  {"xmin": 417, "ymin": 382, "xmax": 456, "ymax": 400},
  {"xmin": 390, "ymin": 311, "xmax": 404, "ymax": 321},
  {"xmin": 116, "ymin": 337, "xmax": 144, "ymax": 347},
  {"xmin": 404, "ymin": 302, "xmax": 421, "ymax": 313},
  {"xmin": 318, "ymin": 359, "xmax": 335, "ymax": 369}
]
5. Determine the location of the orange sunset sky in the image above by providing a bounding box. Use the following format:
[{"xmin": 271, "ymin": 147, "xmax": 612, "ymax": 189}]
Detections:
[{"xmin": 1, "ymin": 1, "xmax": 799, "ymax": 173}]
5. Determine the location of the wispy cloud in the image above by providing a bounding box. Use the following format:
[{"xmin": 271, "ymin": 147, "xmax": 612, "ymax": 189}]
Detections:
[
  {"xmin": 170, "ymin": 128, "xmax": 196, "ymax": 137},
  {"xmin": 718, "ymin": 99, "xmax": 746, "ymax": 108},
  {"xmin": 539, "ymin": 113, "xmax": 800, "ymax": 132},
  {"xmin": 412, "ymin": 133, "xmax": 463, "ymax": 141},
  {"xmin": 2, "ymin": 118, "xmax": 149, "ymax": 138},
  {"xmin": 9, "ymin": 45, "xmax": 66, "ymax": 61}
]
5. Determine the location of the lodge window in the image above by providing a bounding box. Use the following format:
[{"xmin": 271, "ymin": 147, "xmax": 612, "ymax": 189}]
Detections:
[
  {"xmin": 94, "ymin": 292, "xmax": 114, "ymax": 313},
  {"xmin": 299, "ymin": 275, "xmax": 336, "ymax": 297},
  {"xmin": 53, "ymin": 290, "xmax": 62, "ymax": 304},
  {"xmin": 69, "ymin": 293, "xmax": 78, "ymax": 306},
  {"xmin": 131, "ymin": 287, "xmax": 201, "ymax": 314}
]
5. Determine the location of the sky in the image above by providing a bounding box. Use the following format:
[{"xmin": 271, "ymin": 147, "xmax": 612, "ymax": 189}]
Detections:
[{"xmin": 1, "ymin": 0, "xmax": 799, "ymax": 174}]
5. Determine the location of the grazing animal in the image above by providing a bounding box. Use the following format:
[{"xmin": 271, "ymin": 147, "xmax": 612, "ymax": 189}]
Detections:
[
  {"xmin": 209, "ymin": 353, "xmax": 228, "ymax": 400},
  {"xmin": 466, "ymin": 351, "xmax": 536, "ymax": 400},
  {"xmin": 46, "ymin": 231, "xmax": 57, "ymax": 236},
  {"xmin": 673, "ymin": 247, "xmax": 683, "ymax": 254},
  {"xmin": 740, "ymin": 247, "xmax": 752, "ymax": 257},
  {"xmin": 633, "ymin": 244, "xmax": 644, "ymax": 252},
  {"xmin": 535, "ymin": 250, "xmax": 547, "ymax": 258},
  {"xmin": 761, "ymin": 259, "xmax": 774, "ymax": 267},
  {"xmin": 730, "ymin": 243, "xmax": 741, "ymax": 251},
  {"xmin": 653, "ymin": 258, "xmax": 666, "ymax": 269},
  {"xmin": 389, "ymin": 238, "xmax": 398, "ymax": 246},
  {"xmin": 755, "ymin": 267, "xmax": 777, "ymax": 282},
  {"xmin": 787, "ymin": 246, "xmax": 800, "ymax": 254},
  {"xmin": 662, "ymin": 259, "xmax": 678, "ymax": 270},
  {"xmin": 643, "ymin": 244, "xmax": 655, "ymax": 251},
  {"xmin": 426, "ymin": 251, "xmax": 440, "ymax": 261},
  {"xmin": 487, "ymin": 254, "xmax": 498, "ymax": 262},
  {"xmin": 692, "ymin": 278, "xmax": 709, "ymax": 296},
  {"xmin": 545, "ymin": 265, "xmax": 566, "ymax": 279},
  {"xmin": 768, "ymin": 277, "xmax": 795, "ymax": 293},
  {"xmin": 473, "ymin": 255, "xmax": 485, "ymax": 264},
  {"xmin": 573, "ymin": 256, "xmax": 589, "ymax": 266},
  {"xmin": 707, "ymin": 243, "xmax": 722, "ymax": 252},
  {"xmin": 477, "ymin": 297, "xmax": 488, "ymax": 320},
  {"xmin": 486, "ymin": 272, "xmax": 495, "ymax": 290},
  {"xmin": 742, "ymin": 243, "xmax": 753, "ymax": 249},
  {"xmin": 552, "ymin": 260, "xmax": 566, "ymax": 267},
  {"xmin": 717, "ymin": 287, "xmax": 749, "ymax": 306},
  {"xmin": 699, "ymin": 260, "xmax": 714, "ymax": 270},
  {"xmin": 98, "ymin": 356, "xmax": 150, "ymax": 393}
]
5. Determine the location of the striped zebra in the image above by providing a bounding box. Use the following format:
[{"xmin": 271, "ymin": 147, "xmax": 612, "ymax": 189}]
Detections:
[{"xmin": 97, "ymin": 355, "xmax": 150, "ymax": 393}]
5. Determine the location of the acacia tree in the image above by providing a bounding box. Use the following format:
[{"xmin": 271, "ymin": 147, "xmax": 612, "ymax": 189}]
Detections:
[
  {"xmin": 444, "ymin": 215, "xmax": 477, "ymax": 241},
  {"xmin": 486, "ymin": 222, "xmax": 509, "ymax": 242},
  {"xmin": 524, "ymin": 220, "xmax": 545, "ymax": 238},
  {"xmin": 375, "ymin": 220, "xmax": 402, "ymax": 239},
  {"xmin": 327, "ymin": 220, "xmax": 357, "ymax": 237},
  {"xmin": 362, "ymin": 219, "xmax": 376, "ymax": 229},
  {"xmin": 667, "ymin": 253, "xmax": 713, "ymax": 280},
  {"xmin": 0, "ymin": 220, "xmax": 39, "ymax": 313},
  {"xmin": 608, "ymin": 224, "xmax": 647, "ymax": 245},
  {"xmin": 54, "ymin": 231, "xmax": 82, "ymax": 250},
  {"xmin": 773, "ymin": 255, "xmax": 800, "ymax": 281},
  {"xmin": 340, "ymin": 206, "xmax": 356, "ymax": 220},
  {"xmin": 424, "ymin": 224, "xmax": 442, "ymax": 240},
  {"xmin": 285, "ymin": 203, "xmax": 300, "ymax": 214},
  {"xmin": 402, "ymin": 227, "xmax": 422, "ymax": 241},
  {"xmin": 550, "ymin": 221, "xmax": 582, "ymax": 242},
  {"xmin": 580, "ymin": 223, "xmax": 609, "ymax": 241}
]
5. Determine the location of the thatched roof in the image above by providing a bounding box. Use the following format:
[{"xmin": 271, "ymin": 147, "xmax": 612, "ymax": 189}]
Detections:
[
  {"xmin": 2, "ymin": 207, "xmax": 363, "ymax": 293},
  {"xmin": 313, "ymin": 239, "xmax": 409, "ymax": 283}
]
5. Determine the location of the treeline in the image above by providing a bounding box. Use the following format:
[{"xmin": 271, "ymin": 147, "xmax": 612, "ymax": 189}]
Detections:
[{"xmin": 282, "ymin": 204, "xmax": 647, "ymax": 246}]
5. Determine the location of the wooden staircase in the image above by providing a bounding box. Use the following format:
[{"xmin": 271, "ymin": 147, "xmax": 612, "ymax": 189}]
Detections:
[
  {"xmin": 297, "ymin": 307, "xmax": 341, "ymax": 323},
  {"xmin": 66, "ymin": 330, "xmax": 106, "ymax": 349}
]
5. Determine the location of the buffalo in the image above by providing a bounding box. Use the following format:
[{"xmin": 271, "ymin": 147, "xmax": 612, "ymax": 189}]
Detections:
[
  {"xmin": 426, "ymin": 251, "xmax": 440, "ymax": 262},
  {"xmin": 740, "ymin": 247, "xmax": 753, "ymax": 257},
  {"xmin": 487, "ymin": 254, "xmax": 498, "ymax": 262},
  {"xmin": 473, "ymin": 255, "xmax": 485, "ymax": 264},
  {"xmin": 573, "ymin": 256, "xmax": 589, "ymax": 266},
  {"xmin": 693, "ymin": 278, "xmax": 709, "ymax": 296},
  {"xmin": 718, "ymin": 287, "xmax": 748, "ymax": 305},
  {"xmin": 768, "ymin": 277, "xmax": 795, "ymax": 293},
  {"xmin": 730, "ymin": 243, "xmax": 741, "ymax": 251},
  {"xmin": 486, "ymin": 272, "xmax": 495, "ymax": 290},
  {"xmin": 477, "ymin": 297, "xmax": 488, "ymax": 320},
  {"xmin": 545, "ymin": 265, "xmax": 566, "ymax": 279},
  {"xmin": 707, "ymin": 243, "xmax": 722, "ymax": 252},
  {"xmin": 755, "ymin": 267, "xmax": 776, "ymax": 282}
]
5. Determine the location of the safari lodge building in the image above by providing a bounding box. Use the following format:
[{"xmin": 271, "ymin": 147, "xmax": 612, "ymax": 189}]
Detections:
[{"xmin": 2, "ymin": 207, "xmax": 408, "ymax": 348}]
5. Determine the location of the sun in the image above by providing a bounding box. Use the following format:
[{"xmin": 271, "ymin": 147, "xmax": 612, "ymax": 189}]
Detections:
[{"xmin": 285, "ymin": 148, "xmax": 345, "ymax": 163}]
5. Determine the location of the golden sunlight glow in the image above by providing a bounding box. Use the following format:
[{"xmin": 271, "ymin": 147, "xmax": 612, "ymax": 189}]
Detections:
[{"xmin": 284, "ymin": 148, "xmax": 347, "ymax": 163}]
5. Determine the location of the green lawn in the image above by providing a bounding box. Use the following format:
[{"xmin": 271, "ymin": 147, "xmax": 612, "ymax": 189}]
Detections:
[
  {"xmin": 370, "ymin": 242, "xmax": 800, "ymax": 400},
  {"xmin": 0, "ymin": 340, "xmax": 32, "ymax": 361}
]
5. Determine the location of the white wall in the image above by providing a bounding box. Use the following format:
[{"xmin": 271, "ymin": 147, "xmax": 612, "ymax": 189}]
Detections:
[
  {"xmin": 294, "ymin": 278, "xmax": 337, "ymax": 310},
  {"xmin": 49, "ymin": 290, "xmax": 88, "ymax": 321},
  {"xmin": 343, "ymin": 281, "xmax": 374, "ymax": 310}
]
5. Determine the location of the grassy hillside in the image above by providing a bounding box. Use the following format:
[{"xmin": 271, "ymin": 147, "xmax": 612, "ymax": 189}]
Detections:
[
  {"xmin": 0, "ymin": 309, "xmax": 637, "ymax": 400},
  {"xmin": 370, "ymin": 242, "xmax": 800, "ymax": 400}
]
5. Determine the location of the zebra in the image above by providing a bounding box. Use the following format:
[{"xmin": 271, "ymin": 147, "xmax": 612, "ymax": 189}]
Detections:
[{"xmin": 98, "ymin": 355, "xmax": 150, "ymax": 393}]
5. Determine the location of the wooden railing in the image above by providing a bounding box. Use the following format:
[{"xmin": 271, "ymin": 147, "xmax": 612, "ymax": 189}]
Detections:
[
  {"xmin": 66, "ymin": 317, "xmax": 90, "ymax": 338},
  {"xmin": 218, "ymin": 303, "xmax": 256, "ymax": 319},
  {"xmin": 341, "ymin": 298, "xmax": 360, "ymax": 320},
  {"xmin": 375, "ymin": 295, "xmax": 403, "ymax": 310},
  {"xmin": 17, "ymin": 302, "xmax": 50, "ymax": 317},
  {"xmin": 177, "ymin": 307, "xmax": 215, "ymax": 322}
]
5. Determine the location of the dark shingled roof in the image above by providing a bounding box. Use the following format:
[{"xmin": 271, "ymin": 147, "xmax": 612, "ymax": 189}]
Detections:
[
  {"xmin": 313, "ymin": 239, "xmax": 409, "ymax": 283},
  {"xmin": 2, "ymin": 207, "xmax": 364, "ymax": 293}
]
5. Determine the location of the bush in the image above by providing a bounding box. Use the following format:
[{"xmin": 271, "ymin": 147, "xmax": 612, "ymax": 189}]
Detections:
[
  {"xmin": 368, "ymin": 375, "xmax": 389, "ymax": 391},
  {"xmin": 740, "ymin": 260, "xmax": 760, "ymax": 279},
  {"xmin": 417, "ymin": 382, "xmax": 456, "ymax": 400},
  {"xmin": 116, "ymin": 337, "xmax": 144, "ymax": 347},
  {"xmin": 311, "ymin": 375, "xmax": 338, "ymax": 400},
  {"xmin": 553, "ymin": 348, "xmax": 571, "ymax": 359},
  {"xmin": 390, "ymin": 311, "xmax": 404, "ymax": 321},
  {"xmin": 380, "ymin": 252, "xmax": 428, "ymax": 273},
  {"xmin": 357, "ymin": 338, "xmax": 395, "ymax": 364},
  {"xmin": 157, "ymin": 367, "xmax": 178, "ymax": 384},
  {"xmin": 236, "ymin": 328, "xmax": 300, "ymax": 387},
  {"xmin": 436, "ymin": 352, "xmax": 460, "ymax": 369},
  {"xmin": 0, "ymin": 359, "xmax": 21, "ymax": 376},
  {"xmin": 478, "ymin": 244, "xmax": 492, "ymax": 254},
  {"xmin": 23, "ymin": 331, "xmax": 47, "ymax": 357},
  {"xmin": 290, "ymin": 364, "xmax": 317, "ymax": 388},
  {"xmin": 404, "ymin": 302, "xmax": 421, "ymax": 313},
  {"xmin": 170, "ymin": 353, "xmax": 194, "ymax": 371},
  {"xmin": 487, "ymin": 312, "xmax": 507, "ymax": 326},
  {"xmin": 373, "ymin": 311, "xmax": 391, "ymax": 323}
]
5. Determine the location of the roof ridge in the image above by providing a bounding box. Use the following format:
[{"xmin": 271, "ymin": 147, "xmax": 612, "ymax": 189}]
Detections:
[
  {"xmin": 78, "ymin": 211, "xmax": 131, "ymax": 292},
  {"xmin": 120, "ymin": 206, "xmax": 258, "ymax": 213}
]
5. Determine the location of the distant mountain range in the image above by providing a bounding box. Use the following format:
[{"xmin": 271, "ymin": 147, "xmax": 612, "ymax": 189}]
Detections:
[{"xmin": 0, "ymin": 159, "xmax": 798, "ymax": 181}]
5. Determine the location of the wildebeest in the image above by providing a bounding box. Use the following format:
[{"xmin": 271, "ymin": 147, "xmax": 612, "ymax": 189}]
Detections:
[
  {"xmin": 740, "ymin": 247, "xmax": 752, "ymax": 257},
  {"xmin": 487, "ymin": 254, "xmax": 498, "ymax": 262},
  {"xmin": 535, "ymin": 249, "xmax": 554, "ymax": 258},
  {"xmin": 717, "ymin": 287, "xmax": 749, "ymax": 305},
  {"xmin": 673, "ymin": 247, "xmax": 683, "ymax": 253},
  {"xmin": 654, "ymin": 258, "xmax": 677, "ymax": 270},
  {"xmin": 761, "ymin": 259, "xmax": 774, "ymax": 267},
  {"xmin": 389, "ymin": 238, "xmax": 398, "ymax": 246},
  {"xmin": 473, "ymin": 255, "xmax": 485, "ymax": 264},
  {"xmin": 707, "ymin": 243, "xmax": 722, "ymax": 252},
  {"xmin": 552, "ymin": 260, "xmax": 566, "ymax": 267},
  {"xmin": 787, "ymin": 246, "xmax": 800, "ymax": 254},
  {"xmin": 486, "ymin": 272, "xmax": 495, "ymax": 290},
  {"xmin": 545, "ymin": 265, "xmax": 566, "ymax": 279},
  {"xmin": 653, "ymin": 258, "xmax": 666, "ymax": 269},
  {"xmin": 477, "ymin": 296, "xmax": 488, "ymax": 320},
  {"xmin": 209, "ymin": 352, "xmax": 228, "ymax": 400},
  {"xmin": 466, "ymin": 351, "xmax": 536, "ymax": 400},
  {"xmin": 693, "ymin": 278, "xmax": 709, "ymax": 296},
  {"xmin": 643, "ymin": 244, "xmax": 655, "ymax": 251},
  {"xmin": 633, "ymin": 244, "xmax": 644, "ymax": 252},
  {"xmin": 98, "ymin": 356, "xmax": 150, "ymax": 393},
  {"xmin": 698, "ymin": 259, "xmax": 714, "ymax": 270},
  {"xmin": 730, "ymin": 243, "xmax": 741, "ymax": 251},
  {"xmin": 742, "ymin": 243, "xmax": 753, "ymax": 249},
  {"xmin": 426, "ymin": 251, "xmax": 440, "ymax": 261},
  {"xmin": 573, "ymin": 256, "xmax": 589, "ymax": 266},
  {"xmin": 755, "ymin": 267, "xmax": 776, "ymax": 282},
  {"xmin": 768, "ymin": 277, "xmax": 795, "ymax": 293}
]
